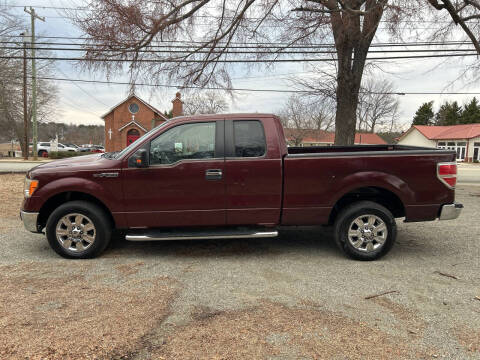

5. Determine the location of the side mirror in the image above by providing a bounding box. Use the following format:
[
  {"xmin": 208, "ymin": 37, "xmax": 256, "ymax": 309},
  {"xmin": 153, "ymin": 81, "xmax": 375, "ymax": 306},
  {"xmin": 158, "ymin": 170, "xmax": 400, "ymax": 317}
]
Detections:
[{"xmin": 134, "ymin": 149, "xmax": 148, "ymax": 168}]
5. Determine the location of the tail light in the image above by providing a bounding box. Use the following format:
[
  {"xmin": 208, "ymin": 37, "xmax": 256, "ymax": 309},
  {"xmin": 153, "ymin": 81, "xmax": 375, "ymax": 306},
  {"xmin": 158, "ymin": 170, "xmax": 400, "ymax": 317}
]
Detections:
[{"xmin": 437, "ymin": 162, "xmax": 457, "ymax": 189}]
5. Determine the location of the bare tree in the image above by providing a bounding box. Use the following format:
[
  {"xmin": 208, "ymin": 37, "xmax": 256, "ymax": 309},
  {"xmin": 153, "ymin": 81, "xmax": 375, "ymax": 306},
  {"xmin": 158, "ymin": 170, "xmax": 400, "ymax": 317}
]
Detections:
[
  {"xmin": 290, "ymin": 68, "xmax": 398, "ymax": 133},
  {"xmin": 0, "ymin": 9, "xmax": 58, "ymax": 156},
  {"xmin": 356, "ymin": 78, "xmax": 400, "ymax": 133},
  {"xmin": 33, "ymin": 123, "xmax": 105, "ymax": 146},
  {"xmin": 74, "ymin": 0, "xmax": 475, "ymax": 145},
  {"xmin": 428, "ymin": 0, "xmax": 480, "ymax": 53},
  {"xmin": 424, "ymin": 1, "xmax": 480, "ymax": 87},
  {"xmin": 183, "ymin": 90, "xmax": 229, "ymax": 115},
  {"xmin": 279, "ymin": 95, "xmax": 314, "ymax": 146},
  {"xmin": 310, "ymin": 99, "xmax": 336, "ymax": 131},
  {"xmin": 279, "ymin": 94, "xmax": 334, "ymax": 145}
]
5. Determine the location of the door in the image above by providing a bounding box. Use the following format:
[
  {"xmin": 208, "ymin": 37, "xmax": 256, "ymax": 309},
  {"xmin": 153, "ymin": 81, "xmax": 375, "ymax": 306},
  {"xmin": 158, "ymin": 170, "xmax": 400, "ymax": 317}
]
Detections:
[
  {"xmin": 127, "ymin": 128, "xmax": 141, "ymax": 146},
  {"xmin": 224, "ymin": 119, "xmax": 283, "ymax": 225},
  {"xmin": 455, "ymin": 141, "xmax": 467, "ymax": 161},
  {"xmin": 122, "ymin": 120, "xmax": 226, "ymax": 228}
]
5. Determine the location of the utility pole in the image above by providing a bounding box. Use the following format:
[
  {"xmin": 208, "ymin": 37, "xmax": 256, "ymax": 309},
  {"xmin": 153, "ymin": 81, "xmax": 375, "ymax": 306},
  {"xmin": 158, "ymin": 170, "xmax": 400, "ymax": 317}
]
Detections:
[
  {"xmin": 24, "ymin": 7, "xmax": 45, "ymax": 160},
  {"xmin": 21, "ymin": 31, "xmax": 29, "ymax": 160}
]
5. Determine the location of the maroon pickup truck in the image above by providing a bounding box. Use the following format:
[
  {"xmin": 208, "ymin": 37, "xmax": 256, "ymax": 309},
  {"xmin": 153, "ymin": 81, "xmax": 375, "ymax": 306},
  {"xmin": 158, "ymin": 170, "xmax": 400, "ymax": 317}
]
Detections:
[{"xmin": 21, "ymin": 114, "xmax": 462, "ymax": 260}]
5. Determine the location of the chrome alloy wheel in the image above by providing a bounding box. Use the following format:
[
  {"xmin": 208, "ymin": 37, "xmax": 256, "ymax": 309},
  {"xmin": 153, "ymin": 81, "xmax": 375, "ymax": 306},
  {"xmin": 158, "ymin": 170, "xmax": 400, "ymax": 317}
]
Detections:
[
  {"xmin": 347, "ymin": 214, "xmax": 388, "ymax": 253},
  {"xmin": 55, "ymin": 213, "xmax": 96, "ymax": 252}
]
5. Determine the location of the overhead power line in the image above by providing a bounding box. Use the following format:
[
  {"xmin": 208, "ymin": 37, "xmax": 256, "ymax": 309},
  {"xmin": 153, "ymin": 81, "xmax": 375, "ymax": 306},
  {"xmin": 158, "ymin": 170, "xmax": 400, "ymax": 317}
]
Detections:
[
  {"xmin": 10, "ymin": 5, "xmax": 88, "ymax": 10},
  {"xmin": 2, "ymin": 40, "xmax": 477, "ymax": 52},
  {"xmin": 57, "ymin": 68, "xmax": 110, "ymax": 107},
  {"xmin": 9, "ymin": 75, "xmax": 480, "ymax": 96},
  {"xmin": 29, "ymin": 76, "xmax": 480, "ymax": 96},
  {"xmin": 2, "ymin": 52, "xmax": 478, "ymax": 63},
  {"xmin": 4, "ymin": 35, "xmax": 476, "ymax": 47},
  {"xmin": 1, "ymin": 45, "xmax": 478, "ymax": 55}
]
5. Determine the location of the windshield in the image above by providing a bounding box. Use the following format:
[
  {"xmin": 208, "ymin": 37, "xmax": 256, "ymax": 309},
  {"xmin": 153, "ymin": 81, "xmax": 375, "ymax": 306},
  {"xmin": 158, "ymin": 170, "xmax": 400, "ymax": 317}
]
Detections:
[{"xmin": 114, "ymin": 121, "xmax": 169, "ymax": 160}]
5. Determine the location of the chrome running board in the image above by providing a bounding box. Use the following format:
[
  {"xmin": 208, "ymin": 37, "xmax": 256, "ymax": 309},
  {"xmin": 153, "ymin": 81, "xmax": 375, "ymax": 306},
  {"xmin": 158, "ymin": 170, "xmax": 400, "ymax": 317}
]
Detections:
[{"xmin": 125, "ymin": 228, "xmax": 278, "ymax": 241}]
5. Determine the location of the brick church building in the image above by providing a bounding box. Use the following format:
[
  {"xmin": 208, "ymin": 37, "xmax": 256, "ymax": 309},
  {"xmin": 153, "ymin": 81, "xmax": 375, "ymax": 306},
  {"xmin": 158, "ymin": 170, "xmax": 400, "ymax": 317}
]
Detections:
[{"xmin": 102, "ymin": 92, "xmax": 184, "ymax": 152}]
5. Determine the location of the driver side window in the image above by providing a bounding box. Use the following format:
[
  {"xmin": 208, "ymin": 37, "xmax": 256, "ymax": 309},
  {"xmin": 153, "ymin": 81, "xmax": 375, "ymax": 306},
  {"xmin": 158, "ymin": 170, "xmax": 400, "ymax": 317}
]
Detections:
[{"xmin": 150, "ymin": 122, "xmax": 216, "ymax": 165}]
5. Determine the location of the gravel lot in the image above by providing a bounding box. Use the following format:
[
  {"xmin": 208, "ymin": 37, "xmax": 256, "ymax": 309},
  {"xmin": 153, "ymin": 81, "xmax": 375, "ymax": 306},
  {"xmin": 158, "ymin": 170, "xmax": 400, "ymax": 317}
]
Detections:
[{"xmin": 0, "ymin": 174, "xmax": 479, "ymax": 359}]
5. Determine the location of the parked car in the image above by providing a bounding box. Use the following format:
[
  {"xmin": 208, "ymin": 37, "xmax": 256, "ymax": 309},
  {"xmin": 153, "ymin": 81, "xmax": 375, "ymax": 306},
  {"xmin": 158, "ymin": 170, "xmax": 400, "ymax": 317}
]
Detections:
[
  {"xmin": 63, "ymin": 143, "xmax": 90, "ymax": 152},
  {"xmin": 30, "ymin": 142, "xmax": 77, "ymax": 157},
  {"xmin": 79, "ymin": 144, "xmax": 105, "ymax": 153},
  {"xmin": 91, "ymin": 145, "xmax": 105, "ymax": 153},
  {"xmin": 21, "ymin": 114, "xmax": 462, "ymax": 259},
  {"xmin": 74, "ymin": 144, "xmax": 93, "ymax": 152},
  {"xmin": 62, "ymin": 143, "xmax": 91, "ymax": 152}
]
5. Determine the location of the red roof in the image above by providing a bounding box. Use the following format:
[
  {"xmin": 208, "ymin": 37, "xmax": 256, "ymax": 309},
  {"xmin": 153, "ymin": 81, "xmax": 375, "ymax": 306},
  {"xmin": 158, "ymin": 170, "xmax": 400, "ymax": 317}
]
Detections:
[
  {"xmin": 284, "ymin": 129, "xmax": 387, "ymax": 145},
  {"xmin": 411, "ymin": 124, "xmax": 480, "ymax": 140}
]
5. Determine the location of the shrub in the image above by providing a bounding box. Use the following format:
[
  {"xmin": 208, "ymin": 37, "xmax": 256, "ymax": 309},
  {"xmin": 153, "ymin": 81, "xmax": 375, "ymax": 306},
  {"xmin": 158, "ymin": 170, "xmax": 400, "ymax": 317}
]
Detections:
[{"xmin": 48, "ymin": 151, "xmax": 91, "ymax": 159}]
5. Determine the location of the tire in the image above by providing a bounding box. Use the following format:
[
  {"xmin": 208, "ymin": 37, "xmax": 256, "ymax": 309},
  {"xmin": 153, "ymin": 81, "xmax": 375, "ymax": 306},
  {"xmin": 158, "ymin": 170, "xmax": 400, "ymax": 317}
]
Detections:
[
  {"xmin": 38, "ymin": 150, "xmax": 47, "ymax": 157},
  {"xmin": 45, "ymin": 200, "xmax": 112, "ymax": 259},
  {"xmin": 334, "ymin": 201, "xmax": 396, "ymax": 261}
]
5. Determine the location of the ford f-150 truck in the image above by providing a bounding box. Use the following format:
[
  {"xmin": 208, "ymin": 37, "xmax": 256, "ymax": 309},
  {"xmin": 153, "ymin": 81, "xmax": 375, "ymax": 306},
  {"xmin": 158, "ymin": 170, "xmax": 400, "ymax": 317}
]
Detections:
[{"xmin": 21, "ymin": 114, "xmax": 463, "ymax": 260}]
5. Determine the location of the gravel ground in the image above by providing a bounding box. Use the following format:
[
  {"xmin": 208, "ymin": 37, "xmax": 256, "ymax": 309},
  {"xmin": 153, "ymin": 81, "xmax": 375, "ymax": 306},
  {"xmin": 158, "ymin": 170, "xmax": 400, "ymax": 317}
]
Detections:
[{"xmin": 0, "ymin": 174, "xmax": 479, "ymax": 359}]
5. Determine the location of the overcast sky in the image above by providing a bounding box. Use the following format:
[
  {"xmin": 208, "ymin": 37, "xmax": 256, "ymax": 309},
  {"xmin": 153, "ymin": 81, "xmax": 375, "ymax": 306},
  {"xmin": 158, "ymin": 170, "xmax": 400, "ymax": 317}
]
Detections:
[{"xmin": 11, "ymin": 0, "xmax": 480, "ymax": 131}]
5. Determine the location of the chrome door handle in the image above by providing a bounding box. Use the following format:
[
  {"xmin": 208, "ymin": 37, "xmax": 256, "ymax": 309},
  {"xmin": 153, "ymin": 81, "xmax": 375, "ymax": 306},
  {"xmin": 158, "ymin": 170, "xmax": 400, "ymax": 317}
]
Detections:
[{"xmin": 205, "ymin": 169, "xmax": 222, "ymax": 180}]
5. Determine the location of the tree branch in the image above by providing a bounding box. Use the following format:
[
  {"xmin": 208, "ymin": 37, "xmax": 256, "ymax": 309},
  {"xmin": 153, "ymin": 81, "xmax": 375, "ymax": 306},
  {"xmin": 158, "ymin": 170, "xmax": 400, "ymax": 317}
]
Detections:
[{"xmin": 428, "ymin": 0, "xmax": 480, "ymax": 54}]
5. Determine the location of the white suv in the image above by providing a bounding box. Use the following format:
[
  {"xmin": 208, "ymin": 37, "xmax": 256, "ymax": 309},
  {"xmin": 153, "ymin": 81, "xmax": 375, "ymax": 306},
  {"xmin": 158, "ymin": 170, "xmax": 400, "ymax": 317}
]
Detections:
[{"xmin": 34, "ymin": 142, "xmax": 78, "ymax": 157}]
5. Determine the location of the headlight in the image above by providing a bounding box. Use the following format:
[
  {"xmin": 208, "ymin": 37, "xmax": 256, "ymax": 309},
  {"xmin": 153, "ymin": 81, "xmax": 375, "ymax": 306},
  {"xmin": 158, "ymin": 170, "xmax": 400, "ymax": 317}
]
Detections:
[{"xmin": 24, "ymin": 177, "xmax": 39, "ymax": 198}]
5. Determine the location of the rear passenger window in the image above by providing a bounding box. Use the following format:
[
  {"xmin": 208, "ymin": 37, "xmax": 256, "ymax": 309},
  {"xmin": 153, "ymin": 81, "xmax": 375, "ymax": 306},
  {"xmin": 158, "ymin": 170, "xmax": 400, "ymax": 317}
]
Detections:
[{"xmin": 233, "ymin": 120, "xmax": 266, "ymax": 157}]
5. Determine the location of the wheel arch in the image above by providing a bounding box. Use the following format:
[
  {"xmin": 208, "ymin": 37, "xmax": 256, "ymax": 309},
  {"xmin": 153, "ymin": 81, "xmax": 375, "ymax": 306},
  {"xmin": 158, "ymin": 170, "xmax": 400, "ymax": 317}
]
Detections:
[
  {"xmin": 38, "ymin": 191, "xmax": 115, "ymax": 230},
  {"xmin": 328, "ymin": 186, "xmax": 405, "ymax": 225}
]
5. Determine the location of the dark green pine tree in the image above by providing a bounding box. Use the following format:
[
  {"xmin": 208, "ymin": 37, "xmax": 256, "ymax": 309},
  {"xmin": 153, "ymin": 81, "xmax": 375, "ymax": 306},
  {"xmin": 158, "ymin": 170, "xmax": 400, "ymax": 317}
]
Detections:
[
  {"xmin": 435, "ymin": 102, "xmax": 450, "ymax": 125},
  {"xmin": 435, "ymin": 101, "xmax": 463, "ymax": 126},
  {"xmin": 460, "ymin": 97, "xmax": 480, "ymax": 124},
  {"xmin": 412, "ymin": 101, "xmax": 435, "ymax": 126},
  {"xmin": 445, "ymin": 101, "xmax": 462, "ymax": 125}
]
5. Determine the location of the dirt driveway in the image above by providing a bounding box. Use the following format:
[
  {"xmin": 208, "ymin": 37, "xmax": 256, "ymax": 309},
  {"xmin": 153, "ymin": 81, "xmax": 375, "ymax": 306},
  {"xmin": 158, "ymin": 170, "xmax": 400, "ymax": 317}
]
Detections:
[{"xmin": 1, "ymin": 174, "xmax": 479, "ymax": 359}]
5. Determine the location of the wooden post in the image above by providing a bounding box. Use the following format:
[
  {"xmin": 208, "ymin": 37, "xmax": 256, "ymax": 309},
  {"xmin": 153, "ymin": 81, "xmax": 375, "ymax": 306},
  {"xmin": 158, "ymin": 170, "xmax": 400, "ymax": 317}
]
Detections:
[
  {"xmin": 24, "ymin": 7, "xmax": 45, "ymax": 160},
  {"xmin": 22, "ymin": 34, "xmax": 28, "ymax": 159}
]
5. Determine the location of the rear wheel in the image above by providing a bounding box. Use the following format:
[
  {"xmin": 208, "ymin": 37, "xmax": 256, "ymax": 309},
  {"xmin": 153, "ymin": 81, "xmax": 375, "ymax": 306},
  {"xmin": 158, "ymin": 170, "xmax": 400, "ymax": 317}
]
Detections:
[
  {"xmin": 46, "ymin": 201, "xmax": 112, "ymax": 259},
  {"xmin": 38, "ymin": 150, "xmax": 47, "ymax": 157},
  {"xmin": 334, "ymin": 201, "xmax": 396, "ymax": 261}
]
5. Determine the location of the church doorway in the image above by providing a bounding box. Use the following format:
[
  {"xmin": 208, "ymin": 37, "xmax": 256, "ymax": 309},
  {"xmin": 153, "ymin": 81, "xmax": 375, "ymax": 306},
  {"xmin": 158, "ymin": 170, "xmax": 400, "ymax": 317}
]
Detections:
[{"xmin": 126, "ymin": 128, "xmax": 140, "ymax": 146}]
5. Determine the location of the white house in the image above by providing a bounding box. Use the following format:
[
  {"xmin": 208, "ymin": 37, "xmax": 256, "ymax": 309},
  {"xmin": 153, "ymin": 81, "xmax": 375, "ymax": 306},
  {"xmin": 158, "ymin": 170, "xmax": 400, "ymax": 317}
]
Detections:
[{"xmin": 398, "ymin": 124, "xmax": 480, "ymax": 162}]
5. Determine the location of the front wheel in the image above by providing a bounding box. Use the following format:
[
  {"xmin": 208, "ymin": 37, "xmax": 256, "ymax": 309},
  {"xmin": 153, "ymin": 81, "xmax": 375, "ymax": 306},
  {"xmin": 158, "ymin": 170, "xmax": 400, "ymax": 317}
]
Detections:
[
  {"xmin": 334, "ymin": 201, "xmax": 396, "ymax": 261},
  {"xmin": 46, "ymin": 201, "xmax": 112, "ymax": 259}
]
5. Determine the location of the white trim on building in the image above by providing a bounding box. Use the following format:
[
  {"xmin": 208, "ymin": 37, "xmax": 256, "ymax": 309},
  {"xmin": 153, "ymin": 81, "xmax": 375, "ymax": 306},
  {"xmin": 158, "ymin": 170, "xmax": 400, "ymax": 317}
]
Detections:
[{"xmin": 398, "ymin": 125, "xmax": 480, "ymax": 162}]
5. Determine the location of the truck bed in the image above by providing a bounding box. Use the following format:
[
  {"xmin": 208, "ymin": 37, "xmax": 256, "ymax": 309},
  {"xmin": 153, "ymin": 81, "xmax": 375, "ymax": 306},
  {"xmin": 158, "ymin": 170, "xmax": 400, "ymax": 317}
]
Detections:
[{"xmin": 281, "ymin": 144, "xmax": 457, "ymax": 226}]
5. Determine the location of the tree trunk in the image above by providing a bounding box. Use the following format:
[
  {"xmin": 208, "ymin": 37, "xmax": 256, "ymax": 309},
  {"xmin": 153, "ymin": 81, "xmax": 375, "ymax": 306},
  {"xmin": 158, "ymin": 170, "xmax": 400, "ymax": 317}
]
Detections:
[
  {"xmin": 10, "ymin": 115, "xmax": 25, "ymax": 157},
  {"xmin": 334, "ymin": 72, "xmax": 361, "ymax": 145},
  {"xmin": 329, "ymin": 0, "xmax": 384, "ymax": 145}
]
